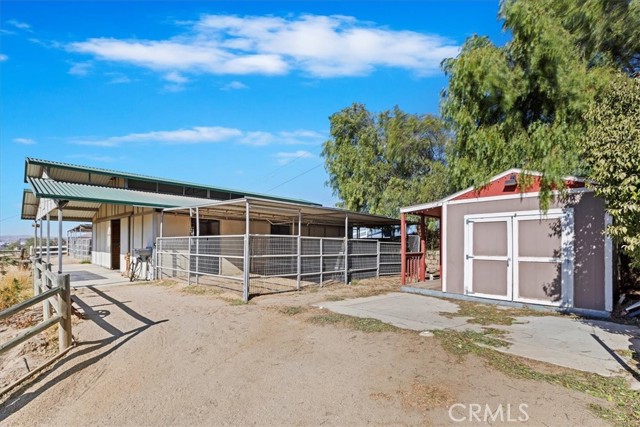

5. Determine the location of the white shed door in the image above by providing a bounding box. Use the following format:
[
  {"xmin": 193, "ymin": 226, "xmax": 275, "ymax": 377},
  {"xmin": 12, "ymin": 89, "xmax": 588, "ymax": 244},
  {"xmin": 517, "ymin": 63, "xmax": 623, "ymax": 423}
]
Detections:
[{"xmin": 464, "ymin": 210, "xmax": 574, "ymax": 307}]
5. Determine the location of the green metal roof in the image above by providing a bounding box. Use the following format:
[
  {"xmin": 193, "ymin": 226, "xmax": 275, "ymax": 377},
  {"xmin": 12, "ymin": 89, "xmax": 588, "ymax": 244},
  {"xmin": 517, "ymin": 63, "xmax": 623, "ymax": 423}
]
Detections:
[
  {"xmin": 24, "ymin": 157, "xmax": 321, "ymax": 206},
  {"xmin": 28, "ymin": 178, "xmax": 210, "ymax": 209}
]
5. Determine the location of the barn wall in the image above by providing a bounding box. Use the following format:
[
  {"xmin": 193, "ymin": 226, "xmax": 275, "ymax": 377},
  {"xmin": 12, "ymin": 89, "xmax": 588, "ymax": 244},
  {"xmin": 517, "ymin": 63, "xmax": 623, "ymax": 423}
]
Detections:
[
  {"xmin": 445, "ymin": 192, "xmax": 606, "ymax": 310},
  {"xmin": 163, "ymin": 214, "xmax": 190, "ymax": 237},
  {"xmin": 92, "ymin": 204, "xmax": 159, "ymax": 271}
]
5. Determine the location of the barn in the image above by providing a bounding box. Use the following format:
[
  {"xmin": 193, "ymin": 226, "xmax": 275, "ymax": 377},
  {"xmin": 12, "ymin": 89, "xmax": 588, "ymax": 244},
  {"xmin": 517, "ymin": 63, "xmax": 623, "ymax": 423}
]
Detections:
[
  {"xmin": 21, "ymin": 158, "xmax": 401, "ymax": 300},
  {"xmin": 399, "ymin": 169, "xmax": 613, "ymax": 316}
]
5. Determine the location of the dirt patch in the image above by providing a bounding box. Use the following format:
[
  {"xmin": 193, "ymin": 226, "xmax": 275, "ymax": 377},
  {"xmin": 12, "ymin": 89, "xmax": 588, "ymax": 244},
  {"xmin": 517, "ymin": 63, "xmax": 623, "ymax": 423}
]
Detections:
[
  {"xmin": 396, "ymin": 382, "xmax": 455, "ymax": 412},
  {"xmin": 0, "ymin": 279, "xmax": 614, "ymax": 426}
]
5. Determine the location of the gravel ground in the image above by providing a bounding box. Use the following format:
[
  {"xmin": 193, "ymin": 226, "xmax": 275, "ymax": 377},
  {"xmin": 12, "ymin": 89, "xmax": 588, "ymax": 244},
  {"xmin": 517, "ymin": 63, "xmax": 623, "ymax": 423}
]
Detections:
[{"xmin": 0, "ymin": 279, "xmax": 611, "ymax": 426}]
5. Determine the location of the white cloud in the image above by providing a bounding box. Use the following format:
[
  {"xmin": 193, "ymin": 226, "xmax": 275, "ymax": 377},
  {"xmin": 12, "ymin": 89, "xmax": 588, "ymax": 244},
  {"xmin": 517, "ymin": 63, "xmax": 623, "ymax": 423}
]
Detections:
[
  {"xmin": 274, "ymin": 150, "xmax": 315, "ymax": 165},
  {"xmin": 68, "ymin": 61, "xmax": 92, "ymax": 76},
  {"xmin": 69, "ymin": 126, "xmax": 324, "ymax": 147},
  {"xmin": 14, "ymin": 138, "xmax": 36, "ymax": 145},
  {"xmin": 7, "ymin": 20, "xmax": 31, "ymax": 31},
  {"xmin": 73, "ymin": 126, "xmax": 243, "ymax": 147},
  {"xmin": 220, "ymin": 80, "xmax": 249, "ymax": 91},
  {"xmin": 105, "ymin": 72, "xmax": 132, "ymax": 84},
  {"xmin": 67, "ymin": 14, "xmax": 459, "ymax": 79},
  {"xmin": 0, "ymin": 54, "xmax": 7, "ymax": 62},
  {"xmin": 164, "ymin": 71, "xmax": 188, "ymax": 84}
]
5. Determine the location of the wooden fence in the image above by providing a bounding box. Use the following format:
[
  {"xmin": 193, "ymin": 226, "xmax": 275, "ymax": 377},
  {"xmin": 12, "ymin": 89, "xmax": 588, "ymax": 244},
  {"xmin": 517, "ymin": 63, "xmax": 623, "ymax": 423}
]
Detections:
[{"xmin": 0, "ymin": 258, "xmax": 73, "ymax": 395}]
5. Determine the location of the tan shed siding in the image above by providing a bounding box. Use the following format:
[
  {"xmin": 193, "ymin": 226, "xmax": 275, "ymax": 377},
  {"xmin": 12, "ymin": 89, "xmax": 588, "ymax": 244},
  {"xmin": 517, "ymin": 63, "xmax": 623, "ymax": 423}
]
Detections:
[
  {"xmin": 570, "ymin": 193, "xmax": 606, "ymax": 310},
  {"xmin": 473, "ymin": 221, "xmax": 508, "ymax": 256},
  {"xmin": 473, "ymin": 260, "xmax": 509, "ymax": 296},
  {"xmin": 445, "ymin": 192, "xmax": 606, "ymax": 310},
  {"xmin": 446, "ymin": 197, "xmax": 542, "ymax": 294}
]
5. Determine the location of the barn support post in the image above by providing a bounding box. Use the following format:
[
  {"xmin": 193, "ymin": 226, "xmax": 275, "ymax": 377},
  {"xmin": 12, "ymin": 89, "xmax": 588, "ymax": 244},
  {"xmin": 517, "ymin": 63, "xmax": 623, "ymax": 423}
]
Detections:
[
  {"xmin": 242, "ymin": 200, "xmax": 250, "ymax": 302},
  {"xmin": 319, "ymin": 238, "xmax": 324, "ymax": 285},
  {"xmin": 56, "ymin": 201, "xmax": 68, "ymax": 274},
  {"xmin": 187, "ymin": 236, "xmax": 192, "ymax": 286},
  {"xmin": 38, "ymin": 218, "xmax": 43, "ymax": 258},
  {"xmin": 46, "ymin": 213, "xmax": 51, "ymax": 264},
  {"xmin": 344, "ymin": 215, "xmax": 349, "ymax": 284},
  {"xmin": 296, "ymin": 210, "xmax": 301, "ymax": 291},
  {"xmin": 32, "ymin": 221, "xmax": 37, "ymax": 257},
  {"xmin": 419, "ymin": 215, "xmax": 426, "ymax": 282},
  {"xmin": 401, "ymin": 213, "xmax": 407, "ymax": 285},
  {"xmin": 376, "ymin": 240, "xmax": 381, "ymax": 278},
  {"xmin": 195, "ymin": 207, "xmax": 200, "ymax": 285},
  {"xmin": 159, "ymin": 211, "xmax": 164, "ymax": 238}
]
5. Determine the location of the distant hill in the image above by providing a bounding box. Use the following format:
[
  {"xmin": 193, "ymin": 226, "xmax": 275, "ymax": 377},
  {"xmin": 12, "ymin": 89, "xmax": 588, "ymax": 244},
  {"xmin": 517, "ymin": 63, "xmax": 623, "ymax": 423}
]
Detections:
[{"xmin": 0, "ymin": 235, "xmax": 31, "ymax": 243}]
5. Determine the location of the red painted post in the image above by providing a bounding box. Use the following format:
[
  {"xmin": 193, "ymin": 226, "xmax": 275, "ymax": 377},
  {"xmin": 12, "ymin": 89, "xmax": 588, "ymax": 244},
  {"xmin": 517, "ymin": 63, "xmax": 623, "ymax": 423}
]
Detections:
[
  {"xmin": 419, "ymin": 215, "xmax": 426, "ymax": 282},
  {"xmin": 400, "ymin": 213, "xmax": 406, "ymax": 285}
]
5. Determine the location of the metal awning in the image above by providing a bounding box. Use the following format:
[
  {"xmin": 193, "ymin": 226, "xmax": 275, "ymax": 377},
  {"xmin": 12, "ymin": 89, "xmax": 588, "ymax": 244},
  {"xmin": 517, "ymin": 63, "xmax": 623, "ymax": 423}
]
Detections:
[
  {"xmin": 22, "ymin": 178, "xmax": 210, "ymax": 221},
  {"xmin": 164, "ymin": 197, "xmax": 400, "ymax": 227}
]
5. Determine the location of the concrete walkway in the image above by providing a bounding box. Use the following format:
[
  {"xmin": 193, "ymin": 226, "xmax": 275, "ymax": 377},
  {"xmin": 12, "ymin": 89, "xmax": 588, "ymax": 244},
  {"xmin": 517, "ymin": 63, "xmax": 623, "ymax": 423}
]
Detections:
[
  {"xmin": 319, "ymin": 293, "xmax": 640, "ymax": 382},
  {"xmin": 62, "ymin": 263, "xmax": 133, "ymax": 288}
]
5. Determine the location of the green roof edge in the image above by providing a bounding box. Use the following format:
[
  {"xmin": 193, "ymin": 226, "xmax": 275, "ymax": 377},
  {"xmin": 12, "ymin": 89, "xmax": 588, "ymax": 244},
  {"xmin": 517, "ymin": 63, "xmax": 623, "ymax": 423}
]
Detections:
[{"xmin": 25, "ymin": 157, "xmax": 322, "ymax": 207}]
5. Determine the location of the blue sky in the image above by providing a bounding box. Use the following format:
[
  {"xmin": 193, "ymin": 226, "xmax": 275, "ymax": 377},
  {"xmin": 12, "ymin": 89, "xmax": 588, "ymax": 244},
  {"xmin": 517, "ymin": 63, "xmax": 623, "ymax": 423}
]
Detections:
[{"xmin": 0, "ymin": 1, "xmax": 508, "ymax": 236}]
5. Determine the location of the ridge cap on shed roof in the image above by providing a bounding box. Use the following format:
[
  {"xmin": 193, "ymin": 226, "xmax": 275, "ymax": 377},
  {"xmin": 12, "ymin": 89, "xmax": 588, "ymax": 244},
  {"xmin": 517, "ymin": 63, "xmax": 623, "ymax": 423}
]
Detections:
[{"xmin": 24, "ymin": 157, "xmax": 321, "ymax": 206}]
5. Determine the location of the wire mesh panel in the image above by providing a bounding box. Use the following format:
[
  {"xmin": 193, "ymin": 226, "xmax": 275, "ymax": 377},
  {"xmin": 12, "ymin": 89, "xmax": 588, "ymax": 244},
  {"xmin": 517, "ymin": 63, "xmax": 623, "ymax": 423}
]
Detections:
[
  {"xmin": 156, "ymin": 236, "xmax": 245, "ymax": 293},
  {"xmin": 249, "ymin": 235, "xmax": 298, "ymax": 294},
  {"xmin": 379, "ymin": 242, "xmax": 401, "ymax": 275},
  {"xmin": 68, "ymin": 237, "xmax": 92, "ymax": 261},
  {"xmin": 347, "ymin": 239, "xmax": 378, "ymax": 280},
  {"xmin": 156, "ymin": 237, "xmax": 190, "ymax": 281},
  {"xmin": 157, "ymin": 234, "xmax": 402, "ymax": 299}
]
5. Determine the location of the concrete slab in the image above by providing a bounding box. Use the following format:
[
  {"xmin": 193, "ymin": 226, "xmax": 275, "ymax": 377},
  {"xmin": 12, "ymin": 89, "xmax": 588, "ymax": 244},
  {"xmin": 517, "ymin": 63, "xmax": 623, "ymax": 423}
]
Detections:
[
  {"xmin": 62, "ymin": 263, "xmax": 133, "ymax": 288},
  {"xmin": 492, "ymin": 316, "xmax": 639, "ymax": 378},
  {"xmin": 317, "ymin": 293, "xmax": 485, "ymax": 332},
  {"xmin": 319, "ymin": 292, "xmax": 640, "ymax": 383}
]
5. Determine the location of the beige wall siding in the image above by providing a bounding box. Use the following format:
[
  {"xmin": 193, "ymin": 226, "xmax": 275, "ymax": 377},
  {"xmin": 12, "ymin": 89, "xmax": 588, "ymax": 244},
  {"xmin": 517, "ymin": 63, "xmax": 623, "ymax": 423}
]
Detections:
[
  {"xmin": 445, "ymin": 192, "xmax": 606, "ymax": 310},
  {"xmin": 163, "ymin": 215, "xmax": 190, "ymax": 237},
  {"xmin": 571, "ymin": 194, "xmax": 606, "ymax": 310},
  {"xmin": 219, "ymin": 219, "xmax": 270, "ymax": 235}
]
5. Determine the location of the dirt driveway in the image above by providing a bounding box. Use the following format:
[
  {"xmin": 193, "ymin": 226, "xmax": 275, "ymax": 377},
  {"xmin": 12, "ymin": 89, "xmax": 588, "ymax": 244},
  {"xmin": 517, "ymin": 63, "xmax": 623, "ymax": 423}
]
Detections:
[{"xmin": 0, "ymin": 280, "xmax": 614, "ymax": 426}]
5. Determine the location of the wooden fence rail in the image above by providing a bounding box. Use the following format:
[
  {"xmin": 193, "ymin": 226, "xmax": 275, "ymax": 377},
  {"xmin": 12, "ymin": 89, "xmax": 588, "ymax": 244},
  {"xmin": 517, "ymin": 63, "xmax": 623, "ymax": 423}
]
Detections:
[{"xmin": 0, "ymin": 258, "xmax": 72, "ymax": 356}]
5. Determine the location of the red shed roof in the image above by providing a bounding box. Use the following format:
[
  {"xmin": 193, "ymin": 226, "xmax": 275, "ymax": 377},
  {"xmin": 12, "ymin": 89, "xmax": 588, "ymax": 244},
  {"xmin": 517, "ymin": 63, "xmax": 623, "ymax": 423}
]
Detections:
[{"xmin": 401, "ymin": 168, "xmax": 587, "ymax": 216}]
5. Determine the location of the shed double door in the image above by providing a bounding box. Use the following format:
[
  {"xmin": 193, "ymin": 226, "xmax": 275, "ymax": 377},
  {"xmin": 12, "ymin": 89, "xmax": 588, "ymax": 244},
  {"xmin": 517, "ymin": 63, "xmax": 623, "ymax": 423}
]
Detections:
[{"xmin": 463, "ymin": 210, "xmax": 574, "ymax": 307}]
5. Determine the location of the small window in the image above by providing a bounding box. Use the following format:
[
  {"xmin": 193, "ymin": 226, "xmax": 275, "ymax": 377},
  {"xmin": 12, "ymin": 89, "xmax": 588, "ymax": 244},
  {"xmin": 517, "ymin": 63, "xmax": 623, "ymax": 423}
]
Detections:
[{"xmin": 271, "ymin": 224, "xmax": 291, "ymax": 235}]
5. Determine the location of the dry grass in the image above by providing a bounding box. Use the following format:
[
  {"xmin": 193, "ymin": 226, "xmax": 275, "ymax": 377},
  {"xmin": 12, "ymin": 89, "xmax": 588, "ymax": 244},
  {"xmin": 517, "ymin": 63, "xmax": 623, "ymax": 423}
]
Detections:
[
  {"xmin": 1, "ymin": 266, "xmax": 32, "ymax": 311},
  {"xmin": 441, "ymin": 299, "xmax": 556, "ymax": 326},
  {"xmin": 396, "ymin": 382, "xmax": 454, "ymax": 412},
  {"xmin": 307, "ymin": 311, "xmax": 401, "ymax": 333},
  {"xmin": 433, "ymin": 329, "xmax": 640, "ymax": 427}
]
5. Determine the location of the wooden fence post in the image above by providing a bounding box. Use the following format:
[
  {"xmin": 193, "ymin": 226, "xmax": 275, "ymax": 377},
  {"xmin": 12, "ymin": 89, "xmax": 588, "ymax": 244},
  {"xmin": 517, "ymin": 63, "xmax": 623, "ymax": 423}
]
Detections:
[{"xmin": 58, "ymin": 274, "xmax": 72, "ymax": 352}]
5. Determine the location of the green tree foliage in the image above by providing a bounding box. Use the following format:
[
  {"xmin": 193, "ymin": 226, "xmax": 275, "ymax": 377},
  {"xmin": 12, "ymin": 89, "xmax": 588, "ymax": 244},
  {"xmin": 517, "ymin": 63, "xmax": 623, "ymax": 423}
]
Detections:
[
  {"xmin": 322, "ymin": 103, "xmax": 451, "ymax": 217},
  {"xmin": 442, "ymin": 0, "xmax": 640, "ymax": 207},
  {"xmin": 581, "ymin": 74, "xmax": 640, "ymax": 265}
]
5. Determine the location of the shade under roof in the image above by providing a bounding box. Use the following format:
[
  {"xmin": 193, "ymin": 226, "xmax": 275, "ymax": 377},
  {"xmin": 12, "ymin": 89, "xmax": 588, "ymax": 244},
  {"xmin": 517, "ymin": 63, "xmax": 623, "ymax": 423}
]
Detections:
[{"xmin": 164, "ymin": 197, "xmax": 400, "ymax": 228}]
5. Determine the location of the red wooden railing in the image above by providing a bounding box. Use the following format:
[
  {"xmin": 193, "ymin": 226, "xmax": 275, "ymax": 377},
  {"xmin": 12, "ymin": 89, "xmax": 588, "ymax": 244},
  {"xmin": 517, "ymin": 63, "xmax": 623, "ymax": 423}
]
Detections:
[{"xmin": 404, "ymin": 252, "xmax": 422, "ymax": 284}]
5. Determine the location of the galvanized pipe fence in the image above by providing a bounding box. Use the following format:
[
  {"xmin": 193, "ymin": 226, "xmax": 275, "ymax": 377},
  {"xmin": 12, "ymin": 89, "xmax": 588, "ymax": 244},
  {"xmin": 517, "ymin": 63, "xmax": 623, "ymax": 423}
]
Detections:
[
  {"xmin": 68, "ymin": 237, "xmax": 92, "ymax": 261},
  {"xmin": 155, "ymin": 235, "xmax": 401, "ymax": 301}
]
